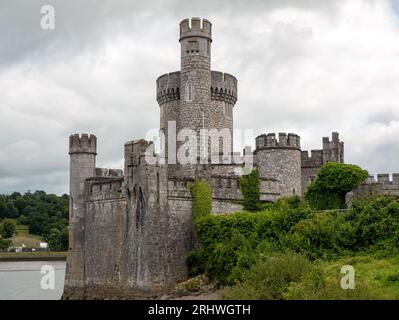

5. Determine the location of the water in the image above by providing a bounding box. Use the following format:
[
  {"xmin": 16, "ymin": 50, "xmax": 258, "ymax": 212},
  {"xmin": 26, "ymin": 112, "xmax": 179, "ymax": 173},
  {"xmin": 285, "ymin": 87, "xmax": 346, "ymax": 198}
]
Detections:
[{"xmin": 0, "ymin": 261, "xmax": 66, "ymax": 300}]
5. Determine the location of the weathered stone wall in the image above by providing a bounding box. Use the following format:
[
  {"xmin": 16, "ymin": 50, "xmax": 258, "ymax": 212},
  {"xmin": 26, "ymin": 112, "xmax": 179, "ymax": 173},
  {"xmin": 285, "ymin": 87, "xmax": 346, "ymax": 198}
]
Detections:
[
  {"xmin": 64, "ymin": 134, "xmax": 97, "ymax": 299},
  {"xmin": 300, "ymin": 132, "xmax": 345, "ymax": 196},
  {"xmin": 346, "ymin": 173, "xmax": 399, "ymax": 206},
  {"xmin": 256, "ymin": 133, "xmax": 302, "ymax": 197}
]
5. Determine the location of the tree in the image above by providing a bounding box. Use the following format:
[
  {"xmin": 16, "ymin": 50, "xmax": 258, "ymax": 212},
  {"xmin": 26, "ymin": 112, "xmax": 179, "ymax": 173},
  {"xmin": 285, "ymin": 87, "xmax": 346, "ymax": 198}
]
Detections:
[
  {"xmin": 305, "ymin": 162, "xmax": 368, "ymax": 210},
  {"xmin": 48, "ymin": 227, "xmax": 69, "ymax": 251},
  {"xmin": 240, "ymin": 169, "xmax": 261, "ymax": 212},
  {"xmin": 0, "ymin": 219, "xmax": 16, "ymax": 239}
]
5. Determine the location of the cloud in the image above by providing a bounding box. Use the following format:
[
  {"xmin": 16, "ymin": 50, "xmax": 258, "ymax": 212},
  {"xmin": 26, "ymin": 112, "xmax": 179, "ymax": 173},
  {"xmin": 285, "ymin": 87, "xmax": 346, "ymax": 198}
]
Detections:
[{"xmin": 0, "ymin": 0, "xmax": 398, "ymax": 194}]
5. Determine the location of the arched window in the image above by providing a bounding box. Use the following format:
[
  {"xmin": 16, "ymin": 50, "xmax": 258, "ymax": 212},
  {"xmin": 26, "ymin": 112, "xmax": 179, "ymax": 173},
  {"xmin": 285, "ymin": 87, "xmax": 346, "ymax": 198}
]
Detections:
[{"xmin": 186, "ymin": 81, "xmax": 193, "ymax": 102}]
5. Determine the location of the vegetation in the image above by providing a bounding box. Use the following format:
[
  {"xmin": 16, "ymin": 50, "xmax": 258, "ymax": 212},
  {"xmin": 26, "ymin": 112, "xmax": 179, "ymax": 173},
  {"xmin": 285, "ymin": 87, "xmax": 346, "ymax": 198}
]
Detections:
[
  {"xmin": 0, "ymin": 219, "xmax": 16, "ymax": 239},
  {"xmin": 0, "ymin": 191, "xmax": 69, "ymax": 250},
  {"xmin": 240, "ymin": 169, "xmax": 261, "ymax": 211},
  {"xmin": 190, "ymin": 179, "xmax": 213, "ymax": 221},
  {"xmin": 305, "ymin": 162, "xmax": 368, "ymax": 210},
  {"xmin": 187, "ymin": 165, "xmax": 399, "ymax": 299}
]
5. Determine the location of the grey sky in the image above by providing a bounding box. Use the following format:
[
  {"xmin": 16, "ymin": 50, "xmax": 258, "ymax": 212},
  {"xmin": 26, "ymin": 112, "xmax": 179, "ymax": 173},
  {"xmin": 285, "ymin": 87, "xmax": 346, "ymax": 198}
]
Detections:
[{"xmin": 1, "ymin": 0, "xmax": 399, "ymax": 195}]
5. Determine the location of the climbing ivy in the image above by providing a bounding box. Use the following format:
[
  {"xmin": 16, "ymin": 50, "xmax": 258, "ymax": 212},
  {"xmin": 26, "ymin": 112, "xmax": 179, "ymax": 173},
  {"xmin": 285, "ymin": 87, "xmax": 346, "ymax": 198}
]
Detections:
[{"xmin": 240, "ymin": 169, "xmax": 261, "ymax": 212}]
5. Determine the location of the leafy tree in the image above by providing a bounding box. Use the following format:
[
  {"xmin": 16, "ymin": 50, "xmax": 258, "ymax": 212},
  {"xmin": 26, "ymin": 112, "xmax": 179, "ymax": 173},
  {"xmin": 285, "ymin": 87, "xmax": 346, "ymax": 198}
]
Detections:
[
  {"xmin": 305, "ymin": 162, "xmax": 368, "ymax": 210},
  {"xmin": 240, "ymin": 169, "xmax": 261, "ymax": 211},
  {"xmin": 0, "ymin": 238, "xmax": 12, "ymax": 250},
  {"xmin": 0, "ymin": 219, "xmax": 16, "ymax": 239},
  {"xmin": 48, "ymin": 228, "xmax": 68, "ymax": 251}
]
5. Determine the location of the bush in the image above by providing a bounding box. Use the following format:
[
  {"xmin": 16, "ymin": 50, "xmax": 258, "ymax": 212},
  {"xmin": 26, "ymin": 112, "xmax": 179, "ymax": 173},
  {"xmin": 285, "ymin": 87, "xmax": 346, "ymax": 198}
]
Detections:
[
  {"xmin": 305, "ymin": 162, "xmax": 368, "ymax": 210},
  {"xmin": 223, "ymin": 252, "xmax": 312, "ymax": 299},
  {"xmin": 240, "ymin": 169, "xmax": 261, "ymax": 211},
  {"xmin": 0, "ymin": 219, "xmax": 16, "ymax": 239},
  {"xmin": 0, "ymin": 238, "xmax": 12, "ymax": 250}
]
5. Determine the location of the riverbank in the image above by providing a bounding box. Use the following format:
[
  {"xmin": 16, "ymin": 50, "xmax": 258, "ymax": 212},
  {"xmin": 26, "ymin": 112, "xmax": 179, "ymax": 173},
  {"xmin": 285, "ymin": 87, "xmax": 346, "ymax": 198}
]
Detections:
[{"xmin": 0, "ymin": 251, "xmax": 67, "ymax": 261}]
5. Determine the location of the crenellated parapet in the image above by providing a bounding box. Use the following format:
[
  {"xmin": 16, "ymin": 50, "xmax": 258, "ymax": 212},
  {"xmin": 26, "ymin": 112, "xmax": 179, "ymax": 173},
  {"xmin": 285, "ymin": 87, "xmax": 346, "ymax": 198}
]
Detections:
[
  {"xmin": 179, "ymin": 17, "xmax": 212, "ymax": 42},
  {"xmin": 211, "ymin": 71, "xmax": 238, "ymax": 105},
  {"xmin": 156, "ymin": 70, "xmax": 238, "ymax": 106},
  {"xmin": 301, "ymin": 150, "xmax": 323, "ymax": 168},
  {"xmin": 367, "ymin": 173, "xmax": 399, "ymax": 185},
  {"xmin": 95, "ymin": 168, "xmax": 123, "ymax": 177},
  {"xmin": 69, "ymin": 134, "xmax": 97, "ymax": 155},
  {"xmin": 156, "ymin": 72, "xmax": 181, "ymax": 105},
  {"xmin": 86, "ymin": 177, "xmax": 124, "ymax": 202},
  {"xmin": 255, "ymin": 133, "xmax": 301, "ymax": 151}
]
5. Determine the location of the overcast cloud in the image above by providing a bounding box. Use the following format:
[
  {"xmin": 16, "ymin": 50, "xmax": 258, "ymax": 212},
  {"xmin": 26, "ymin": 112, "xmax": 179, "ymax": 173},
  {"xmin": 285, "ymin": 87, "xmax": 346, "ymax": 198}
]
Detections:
[{"xmin": 1, "ymin": 0, "xmax": 399, "ymax": 195}]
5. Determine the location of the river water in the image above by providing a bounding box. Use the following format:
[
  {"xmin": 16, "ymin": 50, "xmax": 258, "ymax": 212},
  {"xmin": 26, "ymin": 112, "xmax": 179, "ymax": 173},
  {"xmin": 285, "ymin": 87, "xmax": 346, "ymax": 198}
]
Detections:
[{"xmin": 0, "ymin": 261, "xmax": 66, "ymax": 300}]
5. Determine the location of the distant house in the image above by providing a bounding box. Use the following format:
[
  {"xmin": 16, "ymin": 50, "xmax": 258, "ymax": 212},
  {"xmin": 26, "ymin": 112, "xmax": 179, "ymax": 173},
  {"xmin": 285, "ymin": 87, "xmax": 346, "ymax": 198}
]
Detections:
[{"xmin": 39, "ymin": 242, "xmax": 48, "ymax": 249}]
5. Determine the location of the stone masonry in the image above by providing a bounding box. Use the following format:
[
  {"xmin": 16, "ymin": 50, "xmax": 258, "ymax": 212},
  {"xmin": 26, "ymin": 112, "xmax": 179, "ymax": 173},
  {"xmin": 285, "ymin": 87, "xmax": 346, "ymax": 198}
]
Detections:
[{"xmin": 63, "ymin": 18, "xmax": 346, "ymax": 299}]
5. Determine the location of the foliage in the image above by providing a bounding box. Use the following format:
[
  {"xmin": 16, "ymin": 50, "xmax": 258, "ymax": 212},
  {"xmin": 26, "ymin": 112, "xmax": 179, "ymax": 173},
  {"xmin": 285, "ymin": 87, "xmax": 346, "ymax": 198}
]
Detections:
[
  {"xmin": 0, "ymin": 219, "xmax": 16, "ymax": 239},
  {"xmin": 189, "ymin": 192, "xmax": 399, "ymax": 295},
  {"xmin": 190, "ymin": 179, "xmax": 212, "ymax": 221},
  {"xmin": 0, "ymin": 238, "xmax": 12, "ymax": 250},
  {"xmin": 305, "ymin": 162, "xmax": 368, "ymax": 210},
  {"xmin": 223, "ymin": 252, "xmax": 312, "ymax": 299},
  {"xmin": 0, "ymin": 191, "xmax": 69, "ymax": 244},
  {"xmin": 240, "ymin": 169, "xmax": 261, "ymax": 211},
  {"xmin": 47, "ymin": 227, "xmax": 69, "ymax": 251}
]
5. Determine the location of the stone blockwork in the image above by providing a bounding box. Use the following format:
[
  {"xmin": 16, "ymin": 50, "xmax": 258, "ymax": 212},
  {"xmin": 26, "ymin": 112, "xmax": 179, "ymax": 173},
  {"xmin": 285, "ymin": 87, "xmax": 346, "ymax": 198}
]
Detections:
[
  {"xmin": 300, "ymin": 132, "xmax": 345, "ymax": 195},
  {"xmin": 346, "ymin": 173, "xmax": 399, "ymax": 206},
  {"xmin": 64, "ymin": 18, "xmax": 348, "ymax": 299},
  {"xmin": 255, "ymin": 133, "xmax": 302, "ymax": 197}
]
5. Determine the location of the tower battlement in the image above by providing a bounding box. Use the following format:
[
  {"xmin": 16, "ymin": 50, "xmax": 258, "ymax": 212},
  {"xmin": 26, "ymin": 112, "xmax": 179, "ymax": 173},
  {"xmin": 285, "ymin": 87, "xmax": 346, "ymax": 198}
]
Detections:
[
  {"xmin": 255, "ymin": 133, "xmax": 301, "ymax": 150},
  {"xmin": 180, "ymin": 18, "xmax": 212, "ymax": 42},
  {"xmin": 211, "ymin": 71, "xmax": 238, "ymax": 104},
  {"xmin": 156, "ymin": 71, "xmax": 238, "ymax": 106},
  {"xmin": 69, "ymin": 134, "xmax": 97, "ymax": 155},
  {"xmin": 156, "ymin": 72, "xmax": 181, "ymax": 105}
]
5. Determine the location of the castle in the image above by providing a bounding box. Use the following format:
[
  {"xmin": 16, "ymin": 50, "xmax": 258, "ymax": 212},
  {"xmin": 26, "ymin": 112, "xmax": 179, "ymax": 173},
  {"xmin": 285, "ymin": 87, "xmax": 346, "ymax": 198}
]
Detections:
[{"xmin": 63, "ymin": 18, "xmax": 346, "ymax": 299}]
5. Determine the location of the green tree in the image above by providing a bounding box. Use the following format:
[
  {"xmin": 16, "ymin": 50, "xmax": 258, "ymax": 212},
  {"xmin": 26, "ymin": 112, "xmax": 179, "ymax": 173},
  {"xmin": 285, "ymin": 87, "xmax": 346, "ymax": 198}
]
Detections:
[
  {"xmin": 240, "ymin": 169, "xmax": 261, "ymax": 211},
  {"xmin": 305, "ymin": 162, "xmax": 368, "ymax": 210},
  {"xmin": 0, "ymin": 219, "xmax": 16, "ymax": 239}
]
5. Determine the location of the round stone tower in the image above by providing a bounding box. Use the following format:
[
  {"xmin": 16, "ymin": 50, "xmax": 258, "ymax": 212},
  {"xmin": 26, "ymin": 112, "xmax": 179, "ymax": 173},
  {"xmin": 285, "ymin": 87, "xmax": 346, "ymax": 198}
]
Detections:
[
  {"xmin": 64, "ymin": 133, "xmax": 97, "ymax": 297},
  {"xmin": 156, "ymin": 18, "xmax": 237, "ymax": 166},
  {"xmin": 255, "ymin": 133, "xmax": 302, "ymax": 197}
]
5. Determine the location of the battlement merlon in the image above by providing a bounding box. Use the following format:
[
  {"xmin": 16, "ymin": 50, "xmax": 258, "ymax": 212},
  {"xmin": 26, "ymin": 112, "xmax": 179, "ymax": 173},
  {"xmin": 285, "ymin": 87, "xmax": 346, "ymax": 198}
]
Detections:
[
  {"xmin": 255, "ymin": 132, "xmax": 301, "ymax": 151},
  {"xmin": 367, "ymin": 173, "xmax": 399, "ymax": 184},
  {"xmin": 179, "ymin": 18, "xmax": 212, "ymax": 42},
  {"xmin": 69, "ymin": 134, "xmax": 97, "ymax": 155}
]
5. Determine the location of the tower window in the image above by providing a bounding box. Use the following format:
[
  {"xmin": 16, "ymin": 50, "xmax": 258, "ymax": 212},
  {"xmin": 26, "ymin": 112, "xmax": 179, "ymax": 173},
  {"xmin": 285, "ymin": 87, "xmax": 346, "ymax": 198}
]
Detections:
[
  {"xmin": 224, "ymin": 102, "xmax": 233, "ymax": 118},
  {"xmin": 187, "ymin": 41, "xmax": 199, "ymax": 53},
  {"xmin": 186, "ymin": 81, "xmax": 193, "ymax": 102}
]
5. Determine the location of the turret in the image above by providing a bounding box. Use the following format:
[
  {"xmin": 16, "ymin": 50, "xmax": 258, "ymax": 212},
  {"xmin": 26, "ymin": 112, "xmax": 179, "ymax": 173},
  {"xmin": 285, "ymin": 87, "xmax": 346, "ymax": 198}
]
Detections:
[
  {"xmin": 64, "ymin": 133, "xmax": 97, "ymax": 296},
  {"xmin": 255, "ymin": 132, "xmax": 302, "ymax": 197},
  {"xmin": 179, "ymin": 18, "xmax": 213, "ymax": 162}
]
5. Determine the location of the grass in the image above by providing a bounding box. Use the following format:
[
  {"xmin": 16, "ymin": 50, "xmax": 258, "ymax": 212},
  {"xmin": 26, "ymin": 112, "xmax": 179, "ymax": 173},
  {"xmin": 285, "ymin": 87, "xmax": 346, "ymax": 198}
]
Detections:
[
  {"xmin": 5, "ymin": 219, "xmax": 44, "ymax": 247},
  {"xmin": 0, "ymin": 251, "xmax": 67, "ymax": 261},
  {"xmin": 222, "ymin": 252, "xmax": 399, "ymax": 300}
]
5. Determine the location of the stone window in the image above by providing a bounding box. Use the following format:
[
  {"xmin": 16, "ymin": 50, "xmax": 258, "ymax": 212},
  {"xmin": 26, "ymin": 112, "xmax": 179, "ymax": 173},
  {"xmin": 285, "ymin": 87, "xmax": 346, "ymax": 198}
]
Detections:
[
  {"xmin": 187, "ymin": 40, "xmax": 199, "ymax": 53},
  {"xmin": 224, "ymin": 102, "xmax": 233, "ymax": 119},
  {"xmin": 186, "ymin": 81, "xmax": 193, "ymax": 102}
]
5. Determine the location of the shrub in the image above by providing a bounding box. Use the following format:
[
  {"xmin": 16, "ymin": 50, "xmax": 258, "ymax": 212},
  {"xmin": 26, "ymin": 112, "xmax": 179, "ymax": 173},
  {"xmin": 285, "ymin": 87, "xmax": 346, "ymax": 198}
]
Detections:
[
  {"xmin": 0, "ymin": 219, "xmax": 16, "ymax": 239},
  {"xmin": 223, "ymin": 252, "xmax": 312, "ymax": 299},
  {"xmin": 240, "ymin": 169, "xmax": 261, "ymax": 211},
  {"xmin": 305, "ymin": 162, "xmax": 368, "ymax": 210},
  {"xmin": 0, "ymin": 238, "xmax": 12, "ymax": 250}
]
